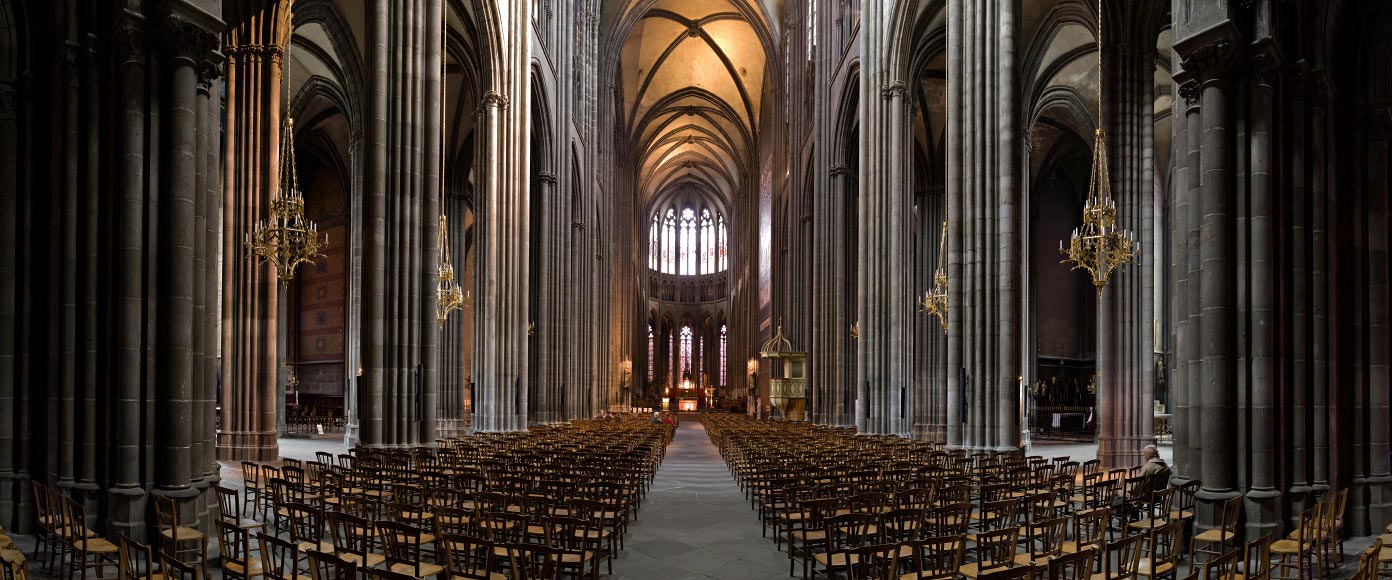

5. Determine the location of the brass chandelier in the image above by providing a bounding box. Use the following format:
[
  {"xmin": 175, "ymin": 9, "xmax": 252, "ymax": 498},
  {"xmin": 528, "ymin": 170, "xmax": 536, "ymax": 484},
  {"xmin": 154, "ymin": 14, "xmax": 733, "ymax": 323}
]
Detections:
[
  {"xmin": 245, "ymin": 19, "xmax": 327, "ymax": 284},
  {"xmin": 1060, "ymin": 0, "xmax": 1137, "ymax": 290},
  {"xmin": 435, "ymin": 14, "xmax": 465, "ymax": 325},
  {"xmin": 918, "ymin": 220, "xmax": 948, "ymax": 332}
]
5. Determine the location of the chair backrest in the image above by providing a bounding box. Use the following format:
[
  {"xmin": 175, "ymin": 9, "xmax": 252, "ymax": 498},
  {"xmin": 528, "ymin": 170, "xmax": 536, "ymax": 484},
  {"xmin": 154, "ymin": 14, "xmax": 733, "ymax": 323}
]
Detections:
[
  {"xmin": 879, "ymin": 508, "xmax": 926, "ymax": 543},
  {"xmin": 283, "ymin": 502, "xmax": 324, "ymax": 546},
  {"xmin": 242, "ymin": 462, "xmax": 261, "ymax": 486},
  {"xmin": 975, "ymin": 527, "xmax": 1021, "ymax": 570},
  {"xmin": 218, "ymin": 521, "xmax": 255, "ymax": 575},
  {"xmin": 1145, "ymin": 521, "xmax": 1183, "ymax": 569},
  {"xmin": 980, "ymin": 498, "xmax": 1021, "ymax": 531},
  {"xmin": 1175, "ymin": 481, "xmax": 1200, "ymax": 514},
  {"xmin": 215, "ymin": 485, "xmax": 242, "ymax": 525},
  {"xmin": 367, "ymin": 568, "xmax": 417, "ymax": 580},
  {"xmin": 1045, "ymin": 547, "xmax": 1095, "ymax": 580},
  {"xmin": 119, "ymin": 533, "xmax": 155, "ymax": 580},
  {"xmin": 1241, "ymin": 532, "xmax": 1272, "ymax": 580},
  {"xmin": 1072, "ymin": 507, "xmax": 1110, "ymax": 554},
  {"xmin": 441, "ymin": 534, "xmax": 497, "ymax": 580},
  {"xmin": 1219, "ymin": 496, "xmax": 1243, "ymax": 534},
  {"xmin": 980, "ymin": 564, "xmax": 1034, "ymax": 580},
  {"xmin": 152, "ymin": 493, "xmax": 179, "ymax": 531},
  {"xmin": 376, "ymin": 519, "xmax": 426, "ymax": 576},
  {"xmin": 306, "ymin": 549, "xmax": 357, "ymax": 580},
  {"xmin": 1101, "ymin": 530, "xmax": 1146, "ymax": 580},
  {"xmin": 326, "ymin": 511, "xmax": 373, "ymax": 561},
  {"xmin": 506, "ymin": 542, "xmax": 563, "ymax": 580},
  {"xmin": 896, "ymin": 535, "xmax": 965, "ymax": 580},
  {"xmin": 931, "ymin": 502, "xmax": 972, "ymax": 537},
  {"xmin": 257, "ymin": 533, "xmax": 301, "ymax": 580},
  {"xmin": 1203, "ymin": 546, "xmax": 1240, "ymax": 580},
  {"xmin": 1293, "ymin": 503, "xmax": 1319, "ymax": 544},
  {"xmin": 846, "ymin": 543, "xmax": 899, "ymax": 580},
  {"xmin": 159, "ymin": 553, "xmax": 201, "ymax": 580},
  {"xmin": 824, "ymin": 512, "xmax": 875, "ymax": 551},
  {"xmin": 1025, "ymin": 516, "xmax": 1069, "ymax": 560}
]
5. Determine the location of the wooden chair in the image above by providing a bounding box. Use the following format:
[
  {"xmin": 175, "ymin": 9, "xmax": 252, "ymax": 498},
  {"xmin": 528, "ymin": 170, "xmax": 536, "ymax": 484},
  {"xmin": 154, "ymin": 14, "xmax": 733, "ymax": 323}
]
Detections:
[
  {"xmin": 1202, "ymin": 548, "xmax": 1240, "ymax": 580},
  {"xmin": 63, "ymin": 496, "xmax": 119, "ymax": 580},
  {"xmin": 1091, "ymin": 531, "xmax": 1145, "ymax": 580},
  {"xmin": 981, "ymin": 564, "xmax": 1035, "ymax": 580},
  {"xmin": 845, "ymin": 543, "xmax": 898, "ymax": 580},
  {"xmin": 1189, "ymin": 496, "xmax": 1241, "ymax": 566},
  {"xmin": 503, "ymin": 542, "xmax": 563, "ymax": 580},
  {"xmin": 0, "ymin": 543, "xmax": 27, "ymax": 580},
  {"xmin": 256, "ymin": 533, "xmax": 308, "ymax": 580},
  {"xmin": 812, "ymin": 513, "xmax": 874, "ymax": 580},
  {"xmin": 1017, "ymin": 516, "xmax": 1069, "ymax": 567},
  {"xmin": 283, "ymin": 502, "xmax": 333, "ymax": 554},
  {"xmin": 1271, "ymin": 504, "xmax": 1321, "ymax": 580},
  {"xmin": 1065, "ymin": 508, "xmax": 1111, "ymax": 559},
  {"xmin": 304, "ymin": 549, "xmax": 356, "ymax": 580},
  {"xmin": 1129, "ymin": 488, "xmax": 1175, "ymax": 534},
  {"xmin": 1138, "ymin": 521, "xmax": 1183, "ymax": 580},
  {"xmin": 960, "ymin": 527, "xmax": 1020, "ymax": 580},
  {"xmin": 439, "ymin": 535, "xmax": 505, "ymax": 580},
  {"xmin": 216, "ymin": 521, "xmax": 264, "ymax": 580},
  {"xmin": 1233, "ymin": 533, "xmax": 1272, "ymax": 580},
  {"xmin": 243, "ymin": 462, "xmax": 267, "ymax": 518},
  {"xmin": 217, "ymin": 485, "xmax": 265, "ymax": 532},
  {"xmin": 376, "ymin": 521, "xmax": 444, "ymax": 580},
  {"xmin": 157, "ymin": 554, "xmax": 200, "ymax": 580},
  {"xmin": 152, "ymin": 494, "xmax": 208, "ymax": 578},
  {"xmin": 326, "ymin": 511, "xmax": 385, "ymax": 578},
  {"xmin": 1046, "ymin": 548, "xmax": 1096, "ymax": 580},
  {"xmin": 547, "ymin": 516, "xmax": 603, "ymax": 580},
  {"xmin": 29, "ymin": 482, "xmax": 57, "ymax": 573},
  {"xmin": 117, "ymin": 534, "xmax": 158, "ymax": 580},
  {"xmin": 896, "ymin": 535, "xmax": 965, "ymax": 580}
]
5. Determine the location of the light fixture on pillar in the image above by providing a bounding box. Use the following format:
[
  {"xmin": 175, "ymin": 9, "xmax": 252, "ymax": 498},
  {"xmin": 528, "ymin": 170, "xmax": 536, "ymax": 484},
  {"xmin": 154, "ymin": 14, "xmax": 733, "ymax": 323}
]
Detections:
[
  {"xmin": 1059, "ymin": 0, "xmax": 1138, "ymax": 290},
  {"xmin": 435, "ymin": 16, "xmax": 464, "ymax": 325},
  {"xmin": 245, "ymin": 19, "xmax": 327, "ymax": 284},
  {"xmin": 918, "ymin": 221, "xmax": 949, "ymax": 331}
]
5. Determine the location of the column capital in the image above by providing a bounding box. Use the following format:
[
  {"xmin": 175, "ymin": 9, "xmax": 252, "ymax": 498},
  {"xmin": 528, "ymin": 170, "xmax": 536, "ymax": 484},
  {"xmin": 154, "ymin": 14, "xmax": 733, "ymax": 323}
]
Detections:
[
  {"xmin": 1176, "ymin": 79, "xmax": 1201, "ymax": 106},
  {"xmin": 0, "ymin": 83, "xmax": 15, "ymax": 120},
  {"xmin": 1176, "ymin": 22, "xmax": 1242, "ymax": 87},
  {"xmin": 881, "ymin": 81, "xmax": 906, "ymax": 101},
  {"xmin": 538, "ymin": 172, "xmax": 558, "ymax": 185},
  {"xmin": 1248, "ymin": 38, "xmax": 1283, "ymax": 88},
  {"xmin": 114, "ymin": 11, "xmax": 147, "ymax": 62},
  {"xmin": 829, "ymin": 164, "xmax": 848, "ymax": 177},
  {"xmin": 482, "ymin": 90, "xmax": 510, "ymax": 110},
  {"xmin": 161, "ymin": 13, "xmax": 219, "ymax": 63}
]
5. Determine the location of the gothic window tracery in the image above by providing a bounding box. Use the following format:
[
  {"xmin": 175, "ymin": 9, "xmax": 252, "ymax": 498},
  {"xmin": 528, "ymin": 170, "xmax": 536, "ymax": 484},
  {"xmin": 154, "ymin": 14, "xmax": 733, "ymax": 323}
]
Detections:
[{"xmin": 648, "ymin": 203, "xmax": 727, "ymax": 275}]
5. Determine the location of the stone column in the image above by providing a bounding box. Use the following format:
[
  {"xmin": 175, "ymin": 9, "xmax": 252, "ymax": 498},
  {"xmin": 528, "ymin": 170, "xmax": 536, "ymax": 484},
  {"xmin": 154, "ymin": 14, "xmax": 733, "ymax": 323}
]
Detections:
[
  {"xmin": 1183, "ymin": 32, "xmax": 1242, "ymax": 531},
  {"xmin": 218, "ymin": 2, "xmax": 288, "ymax": 460},
  {"xmin": 945, "ymin": 0, "xmax": 963, "ymax": 448},
  {"xmin": 1245, "ymin": 46, "xmax": 1281, "ymax": 540},
  {"xmin": 109, "ymin": 16, "xmax": 147, "ymax": 537},
  {"xmin": 1366, "ymin": 108, "xmax": 1392, "ymax": 528},
  {"xmin": 0, "ymin": 80, "xmax": 17, "ymax": 529}
]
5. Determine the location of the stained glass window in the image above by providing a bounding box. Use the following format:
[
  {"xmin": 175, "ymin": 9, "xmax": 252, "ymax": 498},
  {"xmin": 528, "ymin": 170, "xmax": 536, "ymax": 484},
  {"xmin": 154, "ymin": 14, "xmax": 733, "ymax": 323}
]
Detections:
[
  {"xmin": 719, "ymin": 325, "xmax": 727, "ymax": 386},
  {"xmin": 647, "ymin": 324, "xmax": 654, "ymax": 382},
  {"xmin": 649, "ymin": 204, "xmax": 727, "ymax": 275},
  {"xmin": 679, "ymin": 326, "xmax": 693, "ymax": 377}
]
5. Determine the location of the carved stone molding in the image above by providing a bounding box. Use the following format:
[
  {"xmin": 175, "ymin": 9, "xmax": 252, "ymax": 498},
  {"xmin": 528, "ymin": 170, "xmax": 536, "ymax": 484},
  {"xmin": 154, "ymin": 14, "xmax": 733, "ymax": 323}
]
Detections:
[
  {"xmin": 0, "ymin": 83, "xmax": 16, "ymax": 120},
  {"xmin": 687, "ymin": 24, "xmax": 702, "ymax": 38},
  {"xmin": 538, "ymin": 172, "xmax": 557, "ymax": 185},
  {"xmin": 481, "ymin": 90, "xmax": 510, "ymax": 112},
  {"xmin": 115, "ymin": 17, "xmax": 147, "ymax": 60},
  {"xmin": 683, "ymin": 105, "xmax": 700, "ymax": 116},
  {"xmin": 1177, "ymin": 80, "xmax": 1201, "ymax": 106},
  {"xmin": 573, "ymin": 221, "xmax": 586, "ymax": 231},
  {"xmin": 162, "ymin": 14, "xmax": 218, "ymax": 62},
  {"xmin": 882, "ymin": 81, "xmax": 906, "ymax": 101},
  {"xmin": 829, "ymin": 164, "xmax": 848, "ymax": 177},
  {"xmin": 1181, "ymin": 39, "xmax": 1235, "ymax": 86}
]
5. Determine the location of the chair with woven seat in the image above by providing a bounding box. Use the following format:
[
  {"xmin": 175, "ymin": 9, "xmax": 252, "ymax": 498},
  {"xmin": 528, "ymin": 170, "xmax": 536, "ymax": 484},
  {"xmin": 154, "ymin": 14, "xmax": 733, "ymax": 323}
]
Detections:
[
  {"xmin": 1271, "ymin": 504, "xmax": 1321, "ymax": 580},
  {"xmin": 305, "ymin": 549, "xmax": 357, "ymax": 580},
  {"xmin": 63, "ymin": 496, "xmax": 118, "ymax": 580},
  {"xmin": 1017, "ymin": 516, "xmax": 1069, "ymax": 567},
  {"xmin": 812, "ymin": 513, "xmax": 874, "ymax": 580},
  {"xmin": 845, "ymin": 543, "xmax": 898, "ymax": 580},
  {"xmin": 158, "ymin": 554, "xmax": 201, "ymax": 580},
  {"xmin": 1233, "ymin": 533, "xmax": 1271, "ymax": 580},
  {"xmin": 258, "ymin": 533, "xmax": 310, "ymax": 580},
  {"xmin": 960, "ymin": 527, "xmax": 1020, "ymax": 580},
  {"xmin": 788, "ymin": 497, "xmax": 837, "ymax": 580},
  {"xmin": 504, "ymin": 542, "xmax": 563, "ymax": 580},
  {"xmin": 1128, "ymin": 488, "xmax": 1174, "ymax": 534},
  {"xmin": 217, "ymin": 521, "xmax": 264, "ymax": 580},
  {"xmin": 284, "ymin": 502, "xmax": 334, "ymax": 555},
  {"xmin": 327, "ymin": 511, "xmax": 386, "ymax": 579},
  {"xmin": 117, "ymin": 534, "xmax": 160, "ymax": 580},
  {"xmin": 1321, "ymin": 490, "xmax": 1347, "ymax": 568},
  {"xmin": 218, "ymin": 485, "xmax": 266, "ymax": 532},
  {"xmin": 377, "ymin": 521, "xmax": 444, "ymax": 580},
  {"xmin": 547, "ymin": 516, "xmax": 603, "ymax": 580},
  {"xmin": 1090, "ymin": 531, "xmax": 1145, "ymax": 580},
  {"xmin": 981, "ymin": 564, "xmax": 1035, "ymax": 580},
  {"xmin": 1139, "ymin": 521, "xmax": 1182, "ymax": 580},
  {"xmin": 243, "ymin": 463, "xmax": 268, "ymax": 519},
  {"xmin": 440, "ymin": 535, "xmax": 505, "ymax": 580},
  {"xmin": 1202, "ymin": 548, "xmax": 1240, "ymax": 580},
  {"xmin": 897, "ymin": 535, "xmax": 965, "ymax": 580},
  {"xmin": 1045, "ymin": 547, "xmax": 1096, "ymax": 580},
  {"xmin": 29, "ymin": 482, "xmax": 59, "ymax": 573},
  {"xmin": 1065, "ymin": 508, "xmax": 1111, "ymax": 561},
  {"xmin": 1189, "ymin": 496, "xmax": 1241, "ymax": 566},
  {"xmin": 0, "ymin": 537, "xmax": 26, "ymax": 580}
]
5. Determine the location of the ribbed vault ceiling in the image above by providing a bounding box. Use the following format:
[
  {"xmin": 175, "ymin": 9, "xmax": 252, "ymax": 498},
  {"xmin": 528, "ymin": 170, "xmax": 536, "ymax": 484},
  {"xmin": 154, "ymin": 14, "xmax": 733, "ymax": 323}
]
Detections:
[{"xmin": 617, "ymin": 0, "xmax": 768, "ymax": 211}]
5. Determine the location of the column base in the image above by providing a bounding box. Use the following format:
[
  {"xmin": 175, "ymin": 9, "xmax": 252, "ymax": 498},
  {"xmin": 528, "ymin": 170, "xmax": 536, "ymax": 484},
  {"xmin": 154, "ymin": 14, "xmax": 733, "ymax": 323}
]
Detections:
[
  {"xmin": 1286, "ymin": 484, "xmax": 1314, "ymax": 531},
  {"xmin": 0, "ymin": 471, "xmax": 13, "ymax": 530},
  {"xmin": 108, "ymin": 485, "xmax": 149, "ymax": 543},
  {"xmin": 1366, "ymin": 474, "xmax": 1392, "ymax": 537},
  {"xmin": 216, "ymin": 430, "xmax": 280, "ymax": 462},
  {"xmin": 1244, "ymin": 488, "xmax": 1283, "ymax": 542},
  {"xmin": 1195, "ymin": 487, "xmax": 1243, "ymax": 535}
]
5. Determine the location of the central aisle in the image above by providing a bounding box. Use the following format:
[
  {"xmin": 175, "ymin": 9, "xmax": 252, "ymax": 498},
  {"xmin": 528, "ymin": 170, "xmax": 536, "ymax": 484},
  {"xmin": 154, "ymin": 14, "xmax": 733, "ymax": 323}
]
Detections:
[{"xmin": 611, "ymin": 420, "xmax": 788, "ymax": 580}]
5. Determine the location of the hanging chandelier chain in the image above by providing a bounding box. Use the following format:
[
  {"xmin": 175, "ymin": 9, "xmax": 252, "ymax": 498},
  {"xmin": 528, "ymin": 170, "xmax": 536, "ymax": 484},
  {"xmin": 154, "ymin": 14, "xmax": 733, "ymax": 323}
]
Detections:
[{"xmin": 436, "ymin": 4, "xmax": 465, "ymax": 325}]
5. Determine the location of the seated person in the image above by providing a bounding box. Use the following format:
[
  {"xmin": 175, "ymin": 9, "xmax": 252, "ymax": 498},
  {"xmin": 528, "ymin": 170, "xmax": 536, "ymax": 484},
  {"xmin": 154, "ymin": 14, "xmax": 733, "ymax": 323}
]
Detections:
[{"xmin": 1130, "ymin": 444, "xmax": 1172, "ymax": 500}]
